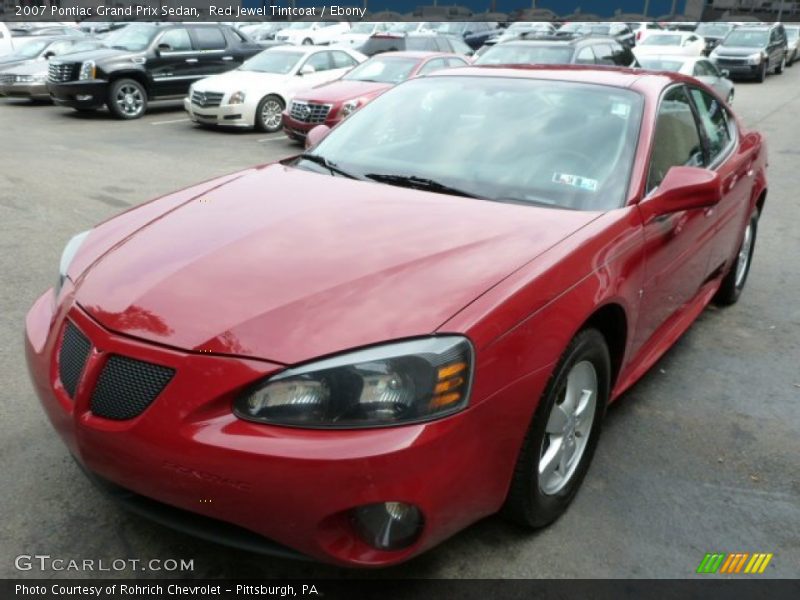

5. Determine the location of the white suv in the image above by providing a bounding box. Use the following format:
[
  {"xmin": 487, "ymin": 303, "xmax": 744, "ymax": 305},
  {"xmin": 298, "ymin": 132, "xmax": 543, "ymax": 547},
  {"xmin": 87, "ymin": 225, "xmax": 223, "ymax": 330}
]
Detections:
[{"xmin": 275, "ymin": 22, "xmax": 351, "ymax": 46}]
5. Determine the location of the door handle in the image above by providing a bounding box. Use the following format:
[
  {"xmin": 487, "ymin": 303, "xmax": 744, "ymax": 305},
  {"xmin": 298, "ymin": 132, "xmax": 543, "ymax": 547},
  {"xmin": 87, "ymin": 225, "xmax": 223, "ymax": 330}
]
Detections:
[
  {"xmin": 185, "ymin": 58, "xmax": 198, "ymax": 64},
  {"xmin": 222, "ymin": 56, "xmax": 234, "ymax": 61}
]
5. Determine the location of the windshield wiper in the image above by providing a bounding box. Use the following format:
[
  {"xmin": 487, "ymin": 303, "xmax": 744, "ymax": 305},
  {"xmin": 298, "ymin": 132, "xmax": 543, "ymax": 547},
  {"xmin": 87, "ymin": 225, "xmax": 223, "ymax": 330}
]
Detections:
[
  {"xmin": 297, "ymin": 153, "xmax": 361, "ymax": 180},
  {"xmin": 364, "ymin": 173, "xmax": 481, "ymax": 199}
]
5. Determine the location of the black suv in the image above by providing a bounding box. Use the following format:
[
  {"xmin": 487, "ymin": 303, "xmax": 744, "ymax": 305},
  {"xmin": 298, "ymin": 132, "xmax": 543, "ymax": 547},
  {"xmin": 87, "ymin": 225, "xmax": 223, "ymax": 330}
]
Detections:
[
  {"xmin": 359, "ymin": 33, "xmax": 475, "ymax": 57},
  {"xmin": 710, "ymin": 24, "xmax": 788, "ymax": 82},
  {"xmin": 47, "ymin": 23, "xmax": 261, "ymax": 119},
  {"xmin": 475, "ymin": 34, "xmax": 636, "ymax": 68}
]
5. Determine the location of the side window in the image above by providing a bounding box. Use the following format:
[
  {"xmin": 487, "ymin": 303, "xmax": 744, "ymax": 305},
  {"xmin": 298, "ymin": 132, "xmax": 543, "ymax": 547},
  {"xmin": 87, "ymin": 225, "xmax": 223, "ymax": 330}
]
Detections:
[
  {"xmin": 433, "ymin": 37, "xmax": 450, "ymax": 52},
  {"xmin": 575, "ymin": 46, "xmax": 596, "ymax": 64},
  {"xmin": 192, "ymin": 27, "xmax": 226, "ymax": 51},
  {"xmin": 594, "ymin": 44, "xmax": 615, "ymax": 65},
  {"xmin": 689, "ymin": 87, "xmax": 733, "ymax": 163},
  {"xmin": 693, "ymin": 61, "xmax": 710, "ymax": 77},
  {"xmin": 417, "ymin": 58, "xmax": 448, "ymax": 75},
  {"xmin": 647, "ymin": 86, "xmax": 706, "ymax": 192},
  {"xmin": 304, "ymin": 52, "xmax": 332, "ymax": 72},
  {"xmin": 159, "ymin": 28, "xmax": 192, "ymax": 52},
  {"xmin": 331, "ymin": 51, "xmax": 357, "ymax": 69}
]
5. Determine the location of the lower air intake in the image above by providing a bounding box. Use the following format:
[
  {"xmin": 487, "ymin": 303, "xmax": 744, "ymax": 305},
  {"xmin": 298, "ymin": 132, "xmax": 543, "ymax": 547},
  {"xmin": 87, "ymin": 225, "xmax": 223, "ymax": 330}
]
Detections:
[{"xmin": 90, "ymin": 355, "xmax": 175, "ymax": 420}]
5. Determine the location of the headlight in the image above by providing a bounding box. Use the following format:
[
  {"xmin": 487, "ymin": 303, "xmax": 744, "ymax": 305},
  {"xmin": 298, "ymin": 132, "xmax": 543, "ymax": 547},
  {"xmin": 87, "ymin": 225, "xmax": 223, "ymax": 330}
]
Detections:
[
  {"xmin": 235, "ymin": 336, "xmax": 473, "ymax": 428},
  {"xmin": 56, "ymin": 230, "xmax": 91, "ymax": 298},
  {"xmin": 228, "ymin": 90, "xmax": 246, "ymax": 105},
  {"xmin": 746, "ymin": 52, "xmax": 764, "ymax": 65},
  {"xmin": 78, "ymin": 60, "xmax": 95, "ymax": 80},
  {"xmin": 340, "ymin": 99, "xmax": 361, "ymax": 118}
]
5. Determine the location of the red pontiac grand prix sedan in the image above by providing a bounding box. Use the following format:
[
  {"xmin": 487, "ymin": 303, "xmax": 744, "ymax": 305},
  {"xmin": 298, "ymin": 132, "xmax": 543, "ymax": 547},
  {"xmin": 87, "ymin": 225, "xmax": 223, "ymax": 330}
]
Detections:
[
  {"xmin": 25, "ymin": 66, "xmax": 767, "ymax": 567},
  {"xmin": 282, "ymin": 50, "xmax": 470, "ymax": 141}
]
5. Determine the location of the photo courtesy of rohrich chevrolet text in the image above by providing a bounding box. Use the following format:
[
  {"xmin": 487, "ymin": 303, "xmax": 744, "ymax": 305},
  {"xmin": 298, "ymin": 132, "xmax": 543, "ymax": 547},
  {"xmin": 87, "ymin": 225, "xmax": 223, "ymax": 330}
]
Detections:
[{"xmin": 1, "ymin": 0, "xmax": 798, "ymax": 598}]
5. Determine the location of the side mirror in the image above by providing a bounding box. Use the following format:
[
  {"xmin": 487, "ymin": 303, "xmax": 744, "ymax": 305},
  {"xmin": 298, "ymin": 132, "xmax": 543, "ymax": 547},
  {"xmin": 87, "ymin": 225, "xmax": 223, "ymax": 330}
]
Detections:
[
  {"xmin": 305, "ymin": 124, "xmax": 331, "ymax": 149},
  {"xmin": 299, "ymin": 64, "xmax": 316, "ymax": 76},
  {"xmin": 156, "ymin": 43, "xmax": 172, "ymax": 54},
  {"xmin": 643, "ymin": 166, "xmax": 721, "ymax": 220},
  {"xmin": 43, "ymin": 51, "xmax": 55, "ymax": 59}
]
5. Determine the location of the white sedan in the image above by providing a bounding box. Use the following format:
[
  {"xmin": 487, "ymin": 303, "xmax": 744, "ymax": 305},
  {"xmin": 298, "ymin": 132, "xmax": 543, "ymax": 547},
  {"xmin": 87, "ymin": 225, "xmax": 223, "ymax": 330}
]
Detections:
[
  {"xmin": 274, "ymin": 22, "xmax": 351, "ymax": 46},
  {"xmin": 636, "ymin": 55, "xmax": 735, "ymax": 103},
  {"xmin": 336, "ymin": 22, "xmax": 395, "ymax": 48},
  {"xmin": 184, "ymin": 46, "xmax": 366, "ymax": 132},
  {"xmin": 633, "ymin": 32, "xmax": 706, "ymax": 59}
]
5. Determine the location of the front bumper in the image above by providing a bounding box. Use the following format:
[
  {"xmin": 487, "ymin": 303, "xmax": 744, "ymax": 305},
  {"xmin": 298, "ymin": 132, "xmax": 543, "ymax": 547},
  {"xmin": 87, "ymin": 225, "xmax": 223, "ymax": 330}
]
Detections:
[
  {"xmin": 282, "ymin": 113, "xmax": 342, "ymax": 140},
  {"xmin": 184, "ymin": 97, "xmax": 254, "ymax": 128},
  {"xmin": 47, "ymin": 80, "xmax": 108, "ymax": 108},
  {"xmin": 25, "ymin": 289, "xmax": 521, "ymax": 566},
  {"xmin": 0, "ymin": 81, "xmax": 50, "ymax": 100},
  {"xmin": 712, "ymin": 60, "xmax": 762, "ymax": 78}
]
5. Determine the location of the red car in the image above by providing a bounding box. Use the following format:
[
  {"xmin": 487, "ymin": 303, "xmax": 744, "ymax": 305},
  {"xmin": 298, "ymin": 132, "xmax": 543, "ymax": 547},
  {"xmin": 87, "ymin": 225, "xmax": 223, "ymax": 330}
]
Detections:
[
  {"xmin": 25, "ymin": 66, "xmax": 766, "ymax": 567},
  {"xmin": 282, "ymin": 51, "xmax": 470, "ymax": 141}
]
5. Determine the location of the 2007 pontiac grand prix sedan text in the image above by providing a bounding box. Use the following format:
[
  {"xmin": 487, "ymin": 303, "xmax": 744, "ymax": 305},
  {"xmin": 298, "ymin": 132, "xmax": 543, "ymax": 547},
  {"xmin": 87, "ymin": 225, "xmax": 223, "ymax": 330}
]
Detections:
[{"xmin": 25, "ymin": 66, "xmax": 767, "ymax": 567}]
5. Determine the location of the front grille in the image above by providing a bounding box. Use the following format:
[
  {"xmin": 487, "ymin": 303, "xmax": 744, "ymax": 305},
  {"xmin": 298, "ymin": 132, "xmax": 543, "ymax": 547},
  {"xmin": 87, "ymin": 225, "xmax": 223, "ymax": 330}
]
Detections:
[
  {"xmin": 191, "ymin": 90, "xmax": 223, "ymax": 108},
  {"xmin": 48, "ymin": 62, "xmax": 78, "ymax": 83},
  {"xmin": 58, "ymin": 321, "xmax": 92, "ymax": 399},
  {"xmin": 289, "ymin": 100, "xmax": 332, "ymax": 124},
  {"xmin": 90, "ymin": 356, "xmax": 175, "ymax": 420},
  {"xmin": 715, "ymin": 57, "xmax": 747, "ymax": 67},
  {"xmin": 0, "ymin": 74, "xmax": 14, "ymax": 85}
]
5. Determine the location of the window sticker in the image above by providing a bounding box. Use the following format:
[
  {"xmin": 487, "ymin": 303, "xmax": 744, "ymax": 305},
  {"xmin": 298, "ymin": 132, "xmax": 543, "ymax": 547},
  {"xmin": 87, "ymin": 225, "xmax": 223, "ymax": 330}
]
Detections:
[
  {"xmin": 552, "ymin": 172, "xmax": 599, "ymax": 192},
  {"xmin": 611, "ymin": 102, "xmax": 630, "ymax": 118}
]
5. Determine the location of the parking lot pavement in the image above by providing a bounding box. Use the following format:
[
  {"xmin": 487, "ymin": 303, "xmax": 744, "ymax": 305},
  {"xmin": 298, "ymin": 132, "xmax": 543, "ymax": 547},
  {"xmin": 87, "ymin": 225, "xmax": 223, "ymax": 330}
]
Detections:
[{"xmin": 1, "ymin": 71, "xmax": 799, "ymax": 579}]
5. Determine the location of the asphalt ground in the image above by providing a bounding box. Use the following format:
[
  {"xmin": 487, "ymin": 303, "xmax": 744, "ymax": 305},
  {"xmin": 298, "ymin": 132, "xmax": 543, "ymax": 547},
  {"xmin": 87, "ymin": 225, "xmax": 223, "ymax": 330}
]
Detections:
[{"xmin": 1, "ymin": 68, "xmax": 799, "ymax": 579}]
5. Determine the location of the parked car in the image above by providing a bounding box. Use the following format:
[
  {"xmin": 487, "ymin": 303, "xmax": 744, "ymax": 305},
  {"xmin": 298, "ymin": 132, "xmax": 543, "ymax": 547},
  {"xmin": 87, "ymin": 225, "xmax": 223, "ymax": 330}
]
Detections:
[
  {"xmin": 557, "ymin": 22, "xmax": 636, "ymax": 48},
  {"xmin": 283, "ymin": 51, "xmax": 469, "ymax": 141},
  {"xmin": 0, "ymin": 40, "xmax": 105, "ymax": 101},
  {"xmin": 335, "ymin": 22, "xmax": 395, "ymax": 48},
  {"xmin": 359, "ymin": 33, "xmax": 474, "ymax": 57},
  {"xmin": 488, "ymin": 22, "xmax": 555, "ymax": 45},
  {"xmin": 0, "ymin": 37, "xmax": 95, "ymax": 70},
  {"xmin": 185, "ymin": 46, "xmax": 366, "ymax": 132},
  {"xmin": 0, "ymin": 22, "xmax": 13, "ymax": 57},
  {"xmin": 783, "ymin": 25, "xmax": 798, "ymax": 66},
  {"xmin": 275, "ymin": 22, "xmax": 351, "ymax": 46},
  {"xmin": 629, "ymin": 21, "xmax": 663, "ymax": 43},
  {"xmin": 633, "ymin": 31, "xmax": 706, "ymax": 60},
  {"xmin": 695, "ymin": 22, "xmax": 736, "ymax": 55},
  {"xmin": 476, "ymin": 35, "xmax": 636, "ymax": 68},
  {"xmin": 26, "ymin": 66, "xmax": 766, "ymax": 568},
  {"xmin": 241, "ymin": 22, "xmax": 286, "ymax": 46},
  {"xmin": 709, "ymin": 24, "xmax": 788, "ymax": 82},
  {"xmin": 428, "ymin": 21, "xmax": 504, "ymax": 50},
  {"xmin": 636, "ymin": 55, "xmax": 735, "ymax": 103},
  {"xmin": 46, "ymin": 23, "xmax": 261, "ymax": 119}
]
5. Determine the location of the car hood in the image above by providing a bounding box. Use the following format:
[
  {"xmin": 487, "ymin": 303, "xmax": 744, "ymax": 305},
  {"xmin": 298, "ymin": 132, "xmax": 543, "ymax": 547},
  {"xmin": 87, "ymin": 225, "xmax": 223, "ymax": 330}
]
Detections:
[
  {"xmin": 193, "ymin": 70, "xmax": 289, "ymax": 93},
  {"xmin": 714, "ymin": 45, "xmax": 765, "ymax": 57},
  {"xmin": 301, "ymin": 79, "xmax": 391, "ymax": 103},
  {"xmin": 73, "ymin": 164, "xmax": 602, "ymax": 364},
  {"xmin": 1, "ymin": 60, "xmax": 46, "ymax": 75},
  {"xmin": 0, "ymin": 57, "xmax": 33, "ymax": 68},
  {"xmin": 54, "ymin": 47, "xmax": 134, "ymax": 64}
]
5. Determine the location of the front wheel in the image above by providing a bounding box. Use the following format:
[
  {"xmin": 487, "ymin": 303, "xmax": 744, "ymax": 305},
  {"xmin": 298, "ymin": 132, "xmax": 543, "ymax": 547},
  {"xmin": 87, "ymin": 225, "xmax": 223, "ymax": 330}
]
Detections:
[
  {"xmin": 757, "ymin": 62, "xmax": 767, "ymax": 82},
  {"xmin": 776, "ymin": 55, "xmax": 786, "ymax": 74},
  {"xmin": 254, "ymin": 94, "xmax": 285, "ymax": 133},
  {"xmin": 714, "ymin": 210, "xmax": 759, "ymax": 306},
  {"xmin": 107, "ymin": 78, "xmax": 147, "ymax": 119},
  {"xmin": 502, "ymin": 329, "xmax": 610, "ymax": 528}
]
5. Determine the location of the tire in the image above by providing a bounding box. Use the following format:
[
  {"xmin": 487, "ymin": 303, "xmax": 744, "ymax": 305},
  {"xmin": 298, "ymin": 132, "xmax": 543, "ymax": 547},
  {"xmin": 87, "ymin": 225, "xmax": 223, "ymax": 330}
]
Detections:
[
  {"xmin": 788, "ymin": 51, "xmax": 795, "ymax": 67},
  {"xmin": 757, "ymin": 62, "xmax": 767, "ymax": 83},
  {"xmin": 502, "ymin": 329, "xmax": 610, "ymax": 529},
  {"xmin": 714, "ymin": 210, "xmax": 759, "ymax": 306},
  {"xmin": 302, "ymin": 38, "xmax": 313, "ymax": 46},
  {"xmin": 775, "ymin": 55, "xmax": 786, "ymax": 74},
  {"xmin": 107, "ymin": 78, "xmax": 147, "ymax": 119},
  {"xmin": 254, "ymin": 94, "xmax": 285, "ymax": 133}
]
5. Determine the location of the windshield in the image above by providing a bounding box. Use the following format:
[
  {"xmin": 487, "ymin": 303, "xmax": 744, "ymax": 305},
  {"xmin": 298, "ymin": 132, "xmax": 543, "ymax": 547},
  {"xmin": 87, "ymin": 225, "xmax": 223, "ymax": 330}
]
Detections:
[
  {"xmin": 431, "ymin": 22, "xmax": 467, "ymax": 34},
  {"xmin": 107, "ymin": 23, "xmax": 159, "ymax": 51},
  {"xmin": 641, "ymin": 34, "xmax": 683, "ymax": 46},
  {"xmin": 7, "ymin": 40, "xmax": 49, "ymax": 59},
  {"xmin": 350, "ymin": 22, "xmax": 376, "ymax": 34},
  {"xmin": 240, "ymin": 50, "xmax": 304, "ymax": 74},
  {"xmin": 787, "ymin": 27, "xmax": 799, "ymax": 41},
  {"xmin": 696, "ymin": 23, "xmax": 732, "ymax": 36},
  {"xmin": 637, "ymin": 58, "xmax": 684, "ymax": 71},
  {"xmin": 723, "ymin": 29, "xmax": 768, "ymax": 47},
  {"xmin": 344, "ymin": 56, "xmax": 418, "ymax": 83},
  {"xmin": 476, "ymin": 44, "xmax": 573, "ymax": 66},
  {"xmin": 303, "ymin": 76, "xmax": 643, "ymax": 211}
]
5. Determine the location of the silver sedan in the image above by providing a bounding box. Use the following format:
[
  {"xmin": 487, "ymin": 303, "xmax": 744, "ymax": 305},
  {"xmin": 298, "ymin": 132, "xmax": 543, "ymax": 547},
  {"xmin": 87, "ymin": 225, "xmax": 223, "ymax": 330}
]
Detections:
[{"xmin": 637, "ymin": 54, "xmax": 735, "ymax": 104}]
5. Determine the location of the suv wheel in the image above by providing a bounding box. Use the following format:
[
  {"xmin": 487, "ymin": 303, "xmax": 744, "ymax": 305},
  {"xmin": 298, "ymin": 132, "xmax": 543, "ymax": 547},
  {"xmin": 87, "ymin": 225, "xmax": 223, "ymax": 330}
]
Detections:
[
  {"xmin": 757, "ymin": 61, "xmax": 768, "ymax": 82},
  {"xmin": 108, "ymin": 78, "xmax": 147, "ymax": 119},
  {"xmin": 255, "ymin": 94, "xmax": 285, "ymax": 133},
  {"xmin": 775, "ymin": 55, "xmax": 786, "ymax": 74}
]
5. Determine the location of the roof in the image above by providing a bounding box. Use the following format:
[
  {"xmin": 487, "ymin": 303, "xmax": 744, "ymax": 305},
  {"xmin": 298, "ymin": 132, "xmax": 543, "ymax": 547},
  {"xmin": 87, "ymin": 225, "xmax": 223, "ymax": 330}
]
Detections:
[{"xmin": 378, "ymin": 51, "xmax": 447, "ymax": 59}]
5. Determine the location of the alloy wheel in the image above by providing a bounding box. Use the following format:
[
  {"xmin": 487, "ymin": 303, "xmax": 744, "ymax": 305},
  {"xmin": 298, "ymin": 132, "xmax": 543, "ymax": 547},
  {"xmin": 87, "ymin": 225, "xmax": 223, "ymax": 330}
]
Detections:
[
  {"xmin": 539, "ymin": 360, "xmax": 597, "ymax": 495},
  {"xmin": 735, "ymin": 222, "xmax": 753, "ymax": 288},
  {"xmin": 261, "ymin": 99, "xmax": 283, "ymax": 131},
  {"xmin": 116, "ymin": 84, "xmax": 144, "ymax": 117}
]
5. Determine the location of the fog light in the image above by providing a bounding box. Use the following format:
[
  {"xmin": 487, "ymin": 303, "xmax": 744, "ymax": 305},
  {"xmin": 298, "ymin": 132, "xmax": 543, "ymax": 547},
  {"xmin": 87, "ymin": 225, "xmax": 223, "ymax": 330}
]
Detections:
[
  {"xmin": 75, "ymin": 94, "xmax": 93, "ymax": 101},
  {"xmin": 352, "ymin": 502, "xmax": 423, "ymax": 551}
]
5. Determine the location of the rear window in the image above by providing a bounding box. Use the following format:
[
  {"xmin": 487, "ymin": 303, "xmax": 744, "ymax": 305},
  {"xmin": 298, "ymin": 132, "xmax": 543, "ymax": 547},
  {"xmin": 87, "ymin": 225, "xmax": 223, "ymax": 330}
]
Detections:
[
  {"xmin": 360, "ymin": 36, "xmax": 406, "ymax": 55},
  {"xmin": 476, "ymin": 44, "xmax": 573, "ymax": 66}
]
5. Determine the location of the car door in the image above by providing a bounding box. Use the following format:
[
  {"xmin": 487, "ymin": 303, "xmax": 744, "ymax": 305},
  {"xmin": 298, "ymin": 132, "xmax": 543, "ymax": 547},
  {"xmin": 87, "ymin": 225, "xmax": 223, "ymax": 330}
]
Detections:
[
  {"xmin": 686, "ymin": 86, "xmax": 753, "ymax": 277},
  {"xmin": 188, "ymin": 26, "xmax": 230, "ymax": 78},
  {"xmin": 634, "ymin": 85, "xmax": 718, "ymax": 349},
  {"xmin": 149, "ymin": 27, "xmax": 197, "ymax": 97}
]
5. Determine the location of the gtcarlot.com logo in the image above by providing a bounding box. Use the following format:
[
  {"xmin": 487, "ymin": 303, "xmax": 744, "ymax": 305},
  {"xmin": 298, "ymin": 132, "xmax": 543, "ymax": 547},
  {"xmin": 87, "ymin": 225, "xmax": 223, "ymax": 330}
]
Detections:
[
  {"xmin": 15, "ymin": 554, "xmax": 194, "ymax": 572},
  {"xmin": 697, "ymin": 552, "xmax": 774, "ymax": 574}
]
